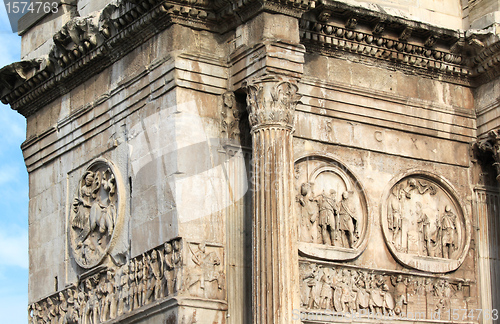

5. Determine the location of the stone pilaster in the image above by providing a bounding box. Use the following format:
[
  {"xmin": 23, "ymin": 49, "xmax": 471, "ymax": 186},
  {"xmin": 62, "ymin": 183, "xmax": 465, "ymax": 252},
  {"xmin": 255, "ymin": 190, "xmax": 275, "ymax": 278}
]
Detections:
[{"xmin": 244, "ymin": 76, "xmax": 300, "ymax": 324}]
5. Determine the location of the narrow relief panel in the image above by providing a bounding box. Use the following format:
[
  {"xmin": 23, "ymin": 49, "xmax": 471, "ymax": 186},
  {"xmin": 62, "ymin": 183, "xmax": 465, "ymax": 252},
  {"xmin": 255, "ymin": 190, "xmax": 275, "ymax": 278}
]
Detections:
[
  {"xmin": 381, "ymin": 172, "xmax": 471, "ymax": 273},
  {"xmin": 295, "ymin": 153, "xmax": 370, "ymax": 261}
]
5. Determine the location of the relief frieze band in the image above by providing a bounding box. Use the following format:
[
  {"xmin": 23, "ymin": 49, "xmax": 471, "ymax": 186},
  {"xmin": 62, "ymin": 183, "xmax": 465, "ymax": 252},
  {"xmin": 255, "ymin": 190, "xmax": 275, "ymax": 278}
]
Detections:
[
  {"xmin": 295, "ymin": 153, "xmax": 370, "ymax": 261},
  {"xmin": 28, "ymin": 238, "xmax": 225, "ymax": 323},
  {"xmin": 381, "ymin": 171, "xmax": 471, "ymax": 273},
  {"xmin": 299, "ymin": 260, "xmax": 475, "ymax": 323}
]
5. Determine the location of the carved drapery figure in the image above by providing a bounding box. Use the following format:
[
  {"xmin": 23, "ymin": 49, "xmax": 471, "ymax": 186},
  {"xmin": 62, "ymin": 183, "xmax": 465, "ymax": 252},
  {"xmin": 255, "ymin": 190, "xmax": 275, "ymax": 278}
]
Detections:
[
  {"xmin": 316, "ymin": 190, "xmax": 337, "ymax": 246},
  {"xmin": 297, "ymin": 182, "xmax": 319, "ymax": 243},
  {"xmin": 70, "ymin": 161, "xmax": 119, "ymax": 268},
  {"xmin": 382, "ymin": 175, "xmax": 470, "ymax": 272},
  {"xmin": 388, "ymin": 188, "xmax": 404, "ymax": 248},
  {"xmin": 337, "ymin": 191, "xmax": 358, "ymax": 248},
  {"xmin": 440, "ymin": 205, "xmax": 458, "ymax": 259}
]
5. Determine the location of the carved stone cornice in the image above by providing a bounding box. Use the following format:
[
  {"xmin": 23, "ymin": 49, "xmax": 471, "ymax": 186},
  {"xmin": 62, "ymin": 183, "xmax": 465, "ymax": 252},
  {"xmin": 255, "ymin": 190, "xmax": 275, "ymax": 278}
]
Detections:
[
  {"xmin": 243, "ymin": 76, "xmax": 301, "ymax": 131},
  {"xmin": 476, "ymin": 129, "xmax": 500, "ymax": 181},
  {"xmin": 0, "ymin": 0, "xmax": 317, "ymax": 116},
  {"xmin": 300, "ymin": 1, "xmax": 470, "ymax": 85}
]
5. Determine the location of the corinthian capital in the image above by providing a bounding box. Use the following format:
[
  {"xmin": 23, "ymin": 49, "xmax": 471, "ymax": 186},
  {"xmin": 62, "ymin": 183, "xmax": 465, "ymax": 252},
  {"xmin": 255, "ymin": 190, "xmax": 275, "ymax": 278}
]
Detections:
[
  {"xmin": 243, "ymin": 76, "xmax": 301, "ymax": 130},
  {"xmin": 476, "ymin": 129, "xmax": 500, "ymax": 181}
]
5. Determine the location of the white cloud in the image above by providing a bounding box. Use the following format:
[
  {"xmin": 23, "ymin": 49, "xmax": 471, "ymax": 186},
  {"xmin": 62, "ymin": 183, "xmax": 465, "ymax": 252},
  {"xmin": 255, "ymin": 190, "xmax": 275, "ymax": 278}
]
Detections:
[{"xmin": 0, "ymin": 226, "xmax": 28, "ymax": 269}]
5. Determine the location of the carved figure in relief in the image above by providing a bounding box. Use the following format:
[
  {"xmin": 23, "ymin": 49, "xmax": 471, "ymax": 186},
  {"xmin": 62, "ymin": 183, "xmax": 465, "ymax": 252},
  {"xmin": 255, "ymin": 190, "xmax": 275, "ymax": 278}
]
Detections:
[
  {"xmin": 391, "ymin": 275, "xmax": 408, "ymax": 316},
  {"xmin": 163, "ymin": 242, "xmax": 175, "ymax": 296},
  {"xmin": 301, "ymin": 263, "xmax": 320, "ymax": 308},
  {"xmin": 337, "ymin": 191, "xmax": 358, "ymax": 248},
  {"xmin": 315, "ymin": 190, "xmax": 337, "ymax": 245},
  {"xmin": 416, "ymin": 202, "xmax": 432, "ymax": 256},
  {"xmin": 318, "ymin": 268, "xmax": 334, "ymax": 309},
  {"xmin": 185, "ymin": 242, "xmax": 223, "ymax": 298},
  {"xmin": 70, "ymin": 165, "xmax": 117, "ymax": 267},
  {"xmin": 172, "ymin": 240, "xmax": 183, "ymax": 293},
  {"xmin": 141, "ymin": 254, "xmax": 150, "ymax": 306},
  {"xmin": 353, "ymin": 272, "xmax": 370, "ymax": 311},
  {"xmin": 127, "ymin": 260, "xmax": 137, "ymax": 311},
  {"xmin": 440, "ymin": 205, "xmax": 458, "ymax": 259},
  {"xmin": 368, "ymin": 275, "xmax": 394, "ymax": 315},
  {"xmin": 146, "ymin": 250, "xmax": 163, "ymax": 304},
  {"xmin": 339, "ymin": 270, "xmax": 357, "ymax": 313},
  {"xmin": 297, "ymin": 183, "xmax": 319, "ymax": 243},
  {"xmin": 388, "ymin": 188, "xmax": 404, "ymax": 248},
  {"xmin": 117, "ymin": 265, "xmax": 129, "ymax": 316}
]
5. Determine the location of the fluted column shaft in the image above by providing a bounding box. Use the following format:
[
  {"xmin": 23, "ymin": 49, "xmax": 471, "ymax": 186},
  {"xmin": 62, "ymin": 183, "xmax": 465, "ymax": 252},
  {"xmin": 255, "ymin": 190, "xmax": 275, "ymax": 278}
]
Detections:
[{"xmin": 244, "ymin": 76, "xmax": 300, "ymax": 324}]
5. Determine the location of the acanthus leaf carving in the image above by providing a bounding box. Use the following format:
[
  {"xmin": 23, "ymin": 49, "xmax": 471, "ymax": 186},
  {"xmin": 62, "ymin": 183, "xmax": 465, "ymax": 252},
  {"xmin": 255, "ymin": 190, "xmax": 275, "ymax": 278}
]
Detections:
[
  {"xmin": 476, "ymin": 128, "xmax": 500, "ymax": 181},
  {"xmin": 243, "ymin": 76, "xmax": 301, "ymax": 130}
]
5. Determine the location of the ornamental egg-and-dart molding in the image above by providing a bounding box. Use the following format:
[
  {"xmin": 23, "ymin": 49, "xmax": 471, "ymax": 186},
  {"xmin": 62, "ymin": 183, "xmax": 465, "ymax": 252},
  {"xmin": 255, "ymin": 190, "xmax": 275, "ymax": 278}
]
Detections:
[
  {"xmin": 381, "ymin": 171, "xmax": 471, "ymax": 273},
  {"xmin": 69, "ymin": 159, "xmax": 125, "ymax": 269}
]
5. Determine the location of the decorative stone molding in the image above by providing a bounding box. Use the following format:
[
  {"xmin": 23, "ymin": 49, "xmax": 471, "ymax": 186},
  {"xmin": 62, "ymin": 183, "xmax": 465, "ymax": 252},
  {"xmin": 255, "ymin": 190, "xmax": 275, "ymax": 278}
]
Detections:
[
  {"xmin": 294, "ymin": 153, "xmax": 370, "ymax": 261},
  {"xmin": 299, "ymin": 260, "xmax": 472, "ymax": 322},
  {"xmin": 381, "ymin": 171, "xmax": 471, "ymax": 273},
  {"xmin": 244, "ymin": 75, "xmax": 301, "ymax": 130},
  {"xmin": 69, "ymin": 159, "xmax": 125, "ymax": 269},
  {"xmin": 476, "ymin": 129, "xmax": 500, "ymax": 181},
  {"xmin": 300, "ymin": 15, "xmax": 468, "ymax": 83}
]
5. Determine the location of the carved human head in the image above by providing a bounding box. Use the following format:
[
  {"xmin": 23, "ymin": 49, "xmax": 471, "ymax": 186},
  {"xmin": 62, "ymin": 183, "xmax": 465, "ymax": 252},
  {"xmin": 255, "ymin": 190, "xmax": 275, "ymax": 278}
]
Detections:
[
  {"xmin": 173, "ymin": 239, "xmax": 180, "ymax": 251},
  {"xmin": 445, "ymin": 205, "xmax": 451, "ymax": 213},
  {"xmin": 300, "ymin": 183, "xmax": 310, "ymax": 196},
  {"xmin": 342, "ymin": 191, "xmax": 349, "ymax": 199},
  {"xmin": 151, "ymin": 249, "xmax": 157, "ymax": 259},
  {"xmin": 84, "ymin": 171, "xmax": 95, "ymax": 186},
  {"xmin": 165, "ymin": 242, "xmax": 172, "ymax": 254}
]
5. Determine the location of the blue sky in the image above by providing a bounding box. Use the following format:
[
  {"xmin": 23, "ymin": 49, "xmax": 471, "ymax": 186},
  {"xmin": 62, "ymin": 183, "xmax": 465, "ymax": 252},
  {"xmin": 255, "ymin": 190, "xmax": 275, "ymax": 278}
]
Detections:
[{"xmin": 0, "ymin": 3, "xmax": 29, "ymax": 324}]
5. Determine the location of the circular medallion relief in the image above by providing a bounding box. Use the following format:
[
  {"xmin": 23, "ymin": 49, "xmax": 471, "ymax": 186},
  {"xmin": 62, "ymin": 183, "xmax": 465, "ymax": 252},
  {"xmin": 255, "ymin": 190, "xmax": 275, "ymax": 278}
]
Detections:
[
  {"xmin": 295, "ymin": 153, "xmax": 370, "ymax": 261},
  {"xmin": 69, "ymin": 159, "xmax": 124, "ymax": 268},
  {"xmin": 381, "ymin": 172, "xmax": 471, "ymax": 273}
]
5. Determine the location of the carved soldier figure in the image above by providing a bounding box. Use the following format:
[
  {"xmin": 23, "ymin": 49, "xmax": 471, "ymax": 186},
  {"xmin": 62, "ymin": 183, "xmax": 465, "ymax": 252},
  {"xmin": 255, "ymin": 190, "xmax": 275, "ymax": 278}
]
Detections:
[
  {"xmin": 136, "ymin": 258, "xmax": 144, "ymax": 307},
  {"xmin": 163, "ymin": 242, "xmax": 175, "ymax": 297},
  {"xmin": 337, "ymin": 191, "xmax": 358, "ymax": 248},
  {"xmin": 315, "ymin": 190, "xmax": 337, "ymax": 245},
  {"xmin": 391, "ymin": 275, "xmax": 408, "ymax": 316},
  {"xmin": 440, "ymin": 205, "xmax": 458, "ymax": 259},
  {"xmin": 388, "ymin": 188, "xmax": 404, "ymax": 248},
  {"xmin": 172, "ymin": 239, "xmax": 183, "ymax": 293},
  {"xmin": 142, "ymin": 254, "xmax": 151, "ymax": 305},
  {"xmin": 117, "ymin": 265, "xmax": 129, "ymax": 316},
  {"xmin": 297, "ymin": 183, "xmax": 319, "ymax": 243},
  {"xmin": 151, "ymin": 249, "xmax": 164, "ymax": 301},
  {"xmin": 128, "ymin": 260, "xmax": 138, "ymax": 310},
  {"xmin": 318, "ymin": 268, "xmax": 334, "ymax": 309},
  {"xmin": 301, "ymin": 263, "xmax": 320, "ymax": 308},
  {"xmin": 416, "ymin": 202, "xmax": 431, "ymax": 256}
]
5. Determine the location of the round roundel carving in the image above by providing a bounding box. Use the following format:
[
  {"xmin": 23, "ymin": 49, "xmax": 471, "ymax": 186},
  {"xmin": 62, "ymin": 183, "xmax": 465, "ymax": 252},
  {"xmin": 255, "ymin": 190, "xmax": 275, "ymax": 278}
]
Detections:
[
  {"xmin": 295, "ymin": 153, "xmax": 370, "ymax": 261},
  {"xmin": 381, "ymin": 171, "xmax": 471, "ymax": 273},
  {"xmin": 69, "ymin": 159, "xmax": 124, "ymax": 268}
]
